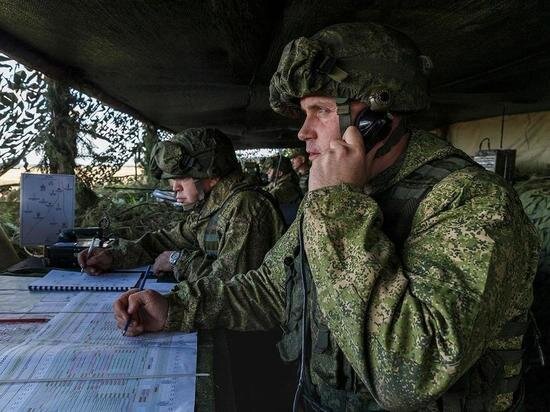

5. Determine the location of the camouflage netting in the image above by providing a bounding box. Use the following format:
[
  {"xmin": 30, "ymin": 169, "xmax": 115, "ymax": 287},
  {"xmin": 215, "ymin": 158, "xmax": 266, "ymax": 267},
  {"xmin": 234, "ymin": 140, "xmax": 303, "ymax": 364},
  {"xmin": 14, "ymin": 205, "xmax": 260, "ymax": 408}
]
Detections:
[
  {"xmin": 0, "ymin": 52, "xmax": 165, "ymax": 186},
  {"xmin": 0, "ymin": 53, "xmax": 49, "ymax": 174}
]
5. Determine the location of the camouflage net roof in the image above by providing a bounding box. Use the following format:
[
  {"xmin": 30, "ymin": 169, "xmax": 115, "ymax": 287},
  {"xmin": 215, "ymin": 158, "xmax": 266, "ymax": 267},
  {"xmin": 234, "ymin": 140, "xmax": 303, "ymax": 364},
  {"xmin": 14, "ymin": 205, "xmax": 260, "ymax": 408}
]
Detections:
[
  {"xmin": 1, "ymin": 1, "xmax": 550, "ymax": 148},
  {"xmin": 0, "ymin": 53, "xmax": 171, "ymax": 185}
]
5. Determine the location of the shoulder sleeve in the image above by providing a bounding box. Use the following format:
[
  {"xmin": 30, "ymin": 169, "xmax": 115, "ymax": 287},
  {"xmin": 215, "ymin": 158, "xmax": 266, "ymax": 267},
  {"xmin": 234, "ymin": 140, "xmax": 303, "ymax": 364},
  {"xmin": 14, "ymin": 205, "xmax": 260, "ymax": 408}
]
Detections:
[
  {"xmin": 109, "ymin": 216, "xmax": 198, "ymax": 269},
  {"xmin": 165, "ymin": 214, "xmax": 298, "ymax": 332}
]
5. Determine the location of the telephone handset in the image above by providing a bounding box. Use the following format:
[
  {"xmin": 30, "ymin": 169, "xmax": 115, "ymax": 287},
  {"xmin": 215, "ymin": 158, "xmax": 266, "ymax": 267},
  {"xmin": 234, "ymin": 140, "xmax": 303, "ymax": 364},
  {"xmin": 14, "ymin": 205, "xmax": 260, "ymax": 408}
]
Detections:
[{"xmin": 353, "ymin": 108, "xmax": 392, "ymax": 153}]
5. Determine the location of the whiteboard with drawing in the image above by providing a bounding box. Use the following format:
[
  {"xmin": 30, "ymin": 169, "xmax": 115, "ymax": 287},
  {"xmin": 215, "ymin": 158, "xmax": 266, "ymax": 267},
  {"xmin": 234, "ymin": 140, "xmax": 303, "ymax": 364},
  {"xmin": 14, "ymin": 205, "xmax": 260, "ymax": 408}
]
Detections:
[{"xmin": 19, "ymin": 173, "xmax": 76, "ymax": 246}]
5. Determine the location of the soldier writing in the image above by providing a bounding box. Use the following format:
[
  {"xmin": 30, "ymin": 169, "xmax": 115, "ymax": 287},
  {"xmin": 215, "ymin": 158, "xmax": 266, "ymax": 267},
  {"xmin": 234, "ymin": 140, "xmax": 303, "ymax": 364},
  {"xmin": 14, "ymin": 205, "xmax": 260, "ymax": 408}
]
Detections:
[{"xmin": 78, "ymin": 127, "xmax": 285, "ymax": 281}]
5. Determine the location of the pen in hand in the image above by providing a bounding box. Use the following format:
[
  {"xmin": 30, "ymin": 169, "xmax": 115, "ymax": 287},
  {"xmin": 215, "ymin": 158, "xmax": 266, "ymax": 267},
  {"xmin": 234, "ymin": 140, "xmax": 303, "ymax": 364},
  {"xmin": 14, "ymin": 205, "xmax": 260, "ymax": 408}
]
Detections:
[
  {"xmin": 122, "ymin": 265, "xmax": 151, "ymax": 336},
  {"xmin": 81, "ymin": 237, "xmax": 97, "ymax": 275}
]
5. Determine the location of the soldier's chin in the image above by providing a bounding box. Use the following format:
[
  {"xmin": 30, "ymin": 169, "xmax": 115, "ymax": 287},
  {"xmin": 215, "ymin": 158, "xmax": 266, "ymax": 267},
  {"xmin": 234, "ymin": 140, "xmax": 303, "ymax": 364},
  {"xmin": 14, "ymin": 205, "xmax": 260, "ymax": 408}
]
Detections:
[
  {"xmin": 181, "ymin": 199, "xmax": 203, "ymax": 211},
  {"xmin": 308, "ymin": 153, "xmax": 320, "ymax": 161}
]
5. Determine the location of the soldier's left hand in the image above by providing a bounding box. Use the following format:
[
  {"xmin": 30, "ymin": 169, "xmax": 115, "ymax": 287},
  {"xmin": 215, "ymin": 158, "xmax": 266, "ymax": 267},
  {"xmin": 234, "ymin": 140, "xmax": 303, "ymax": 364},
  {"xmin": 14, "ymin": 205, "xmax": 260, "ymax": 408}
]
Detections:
[
  {"xmin": 309, "ymin": 126, "xmax": 368, "ymax": 191},
  {"xmin": 153, "ymin": 251, "xmax": 173, "ymax": 275}
]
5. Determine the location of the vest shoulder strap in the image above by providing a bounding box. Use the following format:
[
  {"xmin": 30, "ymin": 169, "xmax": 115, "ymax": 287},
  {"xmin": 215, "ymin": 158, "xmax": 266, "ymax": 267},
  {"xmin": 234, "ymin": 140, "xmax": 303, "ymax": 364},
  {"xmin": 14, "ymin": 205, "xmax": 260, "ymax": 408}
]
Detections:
[
  {"xmin": 203, "ymin": 185, "xmax": 282, "ymax": 258},
  {"xmin": 373, "ymin": 155, "xmax": 478, "ymax": 250}
]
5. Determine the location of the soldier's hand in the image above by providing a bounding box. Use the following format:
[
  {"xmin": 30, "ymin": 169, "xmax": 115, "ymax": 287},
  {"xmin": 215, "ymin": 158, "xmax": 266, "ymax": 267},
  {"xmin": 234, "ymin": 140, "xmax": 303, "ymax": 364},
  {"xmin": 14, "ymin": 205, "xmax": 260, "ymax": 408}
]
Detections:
[
  {"xmin": 113, "ymin": 289, "xmax": 168, "ymax": 336},
  {"xmin": 78, "ymin": 248, "xmax": 113, "ymax": 275},
  {"xmin": 309, "ymin": 126, "xmax": 387, "ymax": 191},
  {"xmin": 153, "ymin": 251, "xmax": 173, "ymax": 275},
  {"xmin": 309, "ymin": 126, "xmax": 367, "ymax": 191}
]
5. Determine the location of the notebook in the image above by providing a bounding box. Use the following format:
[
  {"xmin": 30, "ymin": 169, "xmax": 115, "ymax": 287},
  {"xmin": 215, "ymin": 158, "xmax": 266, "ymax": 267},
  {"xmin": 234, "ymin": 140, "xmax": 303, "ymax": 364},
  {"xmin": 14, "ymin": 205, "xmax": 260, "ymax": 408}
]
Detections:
[{"xmin": 28, "ymin": 269, "xmax": 144, "ymax": 292}]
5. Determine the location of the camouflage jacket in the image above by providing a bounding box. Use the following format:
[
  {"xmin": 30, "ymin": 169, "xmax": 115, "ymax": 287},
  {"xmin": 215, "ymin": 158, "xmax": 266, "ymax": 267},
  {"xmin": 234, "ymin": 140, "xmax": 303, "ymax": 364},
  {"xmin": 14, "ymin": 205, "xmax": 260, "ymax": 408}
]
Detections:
[
  {"xmin": 267, "ymin": 172, "xmax": 303, "ymax": 204},
  {"xmin": 165, "ymin": 132, "xmax": 539, "ymax": 409},
  {"xmin": 298, "ymin": 170, "xmax": 309, "ymax": 194},
  {"xmin": 109, "ymin": 172, "xmax": 285, "ymax": 282}
]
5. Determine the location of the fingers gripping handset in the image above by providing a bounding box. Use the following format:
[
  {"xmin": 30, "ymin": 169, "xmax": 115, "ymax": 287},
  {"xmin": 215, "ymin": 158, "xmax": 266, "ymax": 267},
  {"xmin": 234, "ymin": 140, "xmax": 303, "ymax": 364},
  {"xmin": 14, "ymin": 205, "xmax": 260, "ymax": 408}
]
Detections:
[{"xmin": 335, "ymin": 97, "xmax": 391, "ymax": 153}]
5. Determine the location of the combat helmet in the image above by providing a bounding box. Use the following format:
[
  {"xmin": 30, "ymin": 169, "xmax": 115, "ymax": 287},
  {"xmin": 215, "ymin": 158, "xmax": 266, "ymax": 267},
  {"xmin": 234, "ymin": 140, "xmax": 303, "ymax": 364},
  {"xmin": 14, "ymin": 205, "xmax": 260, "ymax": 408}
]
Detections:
[
  {"xmin": 264, "ymin": 155, "xmax": 294, "ymax": 175},
  {"xmin": 285, "ymin": 147, "xmax": 308, "ymax": 160},
  {"xmin": 269, "ymin": 22, "xmax": 432, "ymax": 119},
  {"xmin": 150, "ymin": 128, "xmax": 241, "ymax": 180}
]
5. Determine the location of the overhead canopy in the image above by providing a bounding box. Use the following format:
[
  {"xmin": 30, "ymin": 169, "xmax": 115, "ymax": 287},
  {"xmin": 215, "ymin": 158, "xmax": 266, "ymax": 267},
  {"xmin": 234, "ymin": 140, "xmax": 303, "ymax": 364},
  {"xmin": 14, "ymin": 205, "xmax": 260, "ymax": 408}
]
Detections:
[{"xmin": 1, "ymin": 0, "xmax": 549, "ymax": 148}]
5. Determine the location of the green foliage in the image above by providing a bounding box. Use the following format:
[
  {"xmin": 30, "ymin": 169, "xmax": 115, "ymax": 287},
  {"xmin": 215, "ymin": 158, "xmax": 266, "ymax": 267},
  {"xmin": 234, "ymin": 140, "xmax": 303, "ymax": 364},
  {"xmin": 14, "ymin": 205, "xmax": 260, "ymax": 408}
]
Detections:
[
  {"xmin": 79, "ymin": 186, "xmax": 187, "ymax": 240},
  {"xmin": 0, "ymin": 182, "xmax": 186, "ymax": 258},
  {"xmin": 0, "ymin": 186, "xmax": 28, "ymax": 258}
]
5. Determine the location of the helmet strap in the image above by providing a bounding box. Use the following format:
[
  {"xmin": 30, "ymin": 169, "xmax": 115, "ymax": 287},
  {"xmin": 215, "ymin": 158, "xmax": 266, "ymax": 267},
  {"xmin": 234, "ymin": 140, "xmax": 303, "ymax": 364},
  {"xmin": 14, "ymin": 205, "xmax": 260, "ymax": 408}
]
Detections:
[
  {"xmin": 181, "ymin": 179, "xmax": 206, "ymax": 211},
  {"xmin": 194, "ymin": 179, "xmax": 206, "ymax": 202},
  {"xmin": 374, "ymin": 117, "xmax": 408, "ymax": 159},
  {"xmin": 335, "ymin": 97, "xmax": 352, "ymax": 137}
]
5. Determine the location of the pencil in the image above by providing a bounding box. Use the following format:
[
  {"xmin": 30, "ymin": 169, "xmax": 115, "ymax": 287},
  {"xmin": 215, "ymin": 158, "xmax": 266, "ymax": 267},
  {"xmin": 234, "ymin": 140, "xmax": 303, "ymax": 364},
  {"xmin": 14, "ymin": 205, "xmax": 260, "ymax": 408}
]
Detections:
[
  {"xmin": 81, "ymin": 236, "xmax": 97, "ymax": 274},
  {"xmin": 122, "ymin": 265, "xmax": 151, "ymax": 336}
]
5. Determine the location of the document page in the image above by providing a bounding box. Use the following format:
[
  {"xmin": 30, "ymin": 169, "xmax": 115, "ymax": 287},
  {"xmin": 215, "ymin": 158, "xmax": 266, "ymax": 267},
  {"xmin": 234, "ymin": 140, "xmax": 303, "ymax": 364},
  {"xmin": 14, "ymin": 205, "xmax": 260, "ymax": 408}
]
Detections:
[
  {"xmin": 0, "ymin": 292, "xmax": 197, "ymax": 411},
  {"xmin": 28, "ymin": 269, "xmax": 143, "ymax": 291}
]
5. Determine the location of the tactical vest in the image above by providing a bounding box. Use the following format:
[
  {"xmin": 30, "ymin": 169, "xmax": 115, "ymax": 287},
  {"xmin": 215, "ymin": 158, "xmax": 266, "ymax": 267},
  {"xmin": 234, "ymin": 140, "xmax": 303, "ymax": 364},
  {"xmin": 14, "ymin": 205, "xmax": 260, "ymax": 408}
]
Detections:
[
  {"xmin": 279, "ymin": 155, "xmax": 529, "ymax": 411},
  {"xmin": 203, "ymin": 185, "xmax": 284, "ymax": 258}
]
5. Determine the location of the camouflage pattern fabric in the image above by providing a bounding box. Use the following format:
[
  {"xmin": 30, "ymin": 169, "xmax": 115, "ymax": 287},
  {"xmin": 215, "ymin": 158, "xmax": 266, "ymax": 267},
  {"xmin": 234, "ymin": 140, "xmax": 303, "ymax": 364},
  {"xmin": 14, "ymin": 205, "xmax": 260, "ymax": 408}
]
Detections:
[
  {"xmin": 515, "ymin": 177, "xmax": 550, "ymax": 410},
  {"xmin": 109, "ymin": 171, "xmax": 285, "ymax": 282},
  {"xmin": 266, "ymin": 172, "xmax": 302, "ymax": 204},
  {"xmin": 298, "ymin": 170, "xmax": 309, "ymax": 194},
  {"xmin": 285, "ymin": 147, "xmax": 308, "ymax": 159},
  {"xmin": 515, "ymin": 177, "xmax": 550, "ymax": 276},
  {"xmin": 269, "ymin": 22, "xmax": 431, "ymax": 118},
  {"xmin": 285, "ymin": 148, "xmax": 309, "ymax": 193},
  {"xmin": 164, "ymin": 131, "xmax": 539, "ymax": 410}
]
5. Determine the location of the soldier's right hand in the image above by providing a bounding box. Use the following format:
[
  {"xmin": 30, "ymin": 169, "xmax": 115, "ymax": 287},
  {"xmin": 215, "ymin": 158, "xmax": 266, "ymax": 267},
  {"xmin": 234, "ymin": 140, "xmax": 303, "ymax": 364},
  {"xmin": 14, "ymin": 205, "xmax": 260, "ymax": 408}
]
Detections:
[
  {"xmin": 113, "ymin": 289, "xmax": 168, "ymax": 336},
  {"xmin": 78, "ymin": 248, "xmax": 114, "ymax": 275}
]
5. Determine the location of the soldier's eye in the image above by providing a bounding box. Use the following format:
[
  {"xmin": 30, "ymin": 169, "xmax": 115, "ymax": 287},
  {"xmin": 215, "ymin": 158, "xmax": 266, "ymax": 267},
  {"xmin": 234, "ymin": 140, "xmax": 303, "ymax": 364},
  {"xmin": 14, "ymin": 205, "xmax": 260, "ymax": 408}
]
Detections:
[{"xmin": 317, "ymin": 106, "xmax": 331, "ymax": 116}]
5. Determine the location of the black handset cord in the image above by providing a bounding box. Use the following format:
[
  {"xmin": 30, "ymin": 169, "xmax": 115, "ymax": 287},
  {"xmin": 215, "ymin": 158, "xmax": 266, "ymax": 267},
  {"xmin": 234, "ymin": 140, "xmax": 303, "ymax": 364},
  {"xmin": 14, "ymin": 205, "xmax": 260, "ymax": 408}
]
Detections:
[
  {"xmin": 292, "ymin": 213, "xmax": 385, "ymax": 411},
  {"xmin": 292, "ymin": 216, "xmax": 309, "ymax": 412},
  {"xmin": 292, "ymin": 217, "xmax": 332, "ymax": 412}
]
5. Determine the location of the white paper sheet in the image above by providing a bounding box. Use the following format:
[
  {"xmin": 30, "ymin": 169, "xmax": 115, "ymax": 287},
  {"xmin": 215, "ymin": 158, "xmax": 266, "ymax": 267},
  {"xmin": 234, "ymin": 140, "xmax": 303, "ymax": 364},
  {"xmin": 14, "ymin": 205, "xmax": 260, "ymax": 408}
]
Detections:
[
  {"xmin": 19, "ymin": 173, "xmax": 76, "ymax": 246},
  {"xmin": 0, "ymin": 292, "xmax": 197, "ymax": 411}
]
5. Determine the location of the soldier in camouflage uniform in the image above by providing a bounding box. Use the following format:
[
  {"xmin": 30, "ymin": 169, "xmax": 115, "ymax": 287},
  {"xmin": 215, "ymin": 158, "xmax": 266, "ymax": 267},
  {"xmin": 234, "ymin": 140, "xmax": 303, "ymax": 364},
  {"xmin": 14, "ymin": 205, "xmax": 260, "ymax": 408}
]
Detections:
[
  {"xmin": 287, "ymin": 147, "xmax": 310, "ymax": 194},
  {"xmin": 114, "ymin": 23, "xmax": 539, "ymax": 411},
  {"xmin": 265, "ymin": 155, "xmax": 303, "ymax": 204},
  {"xmin": 264, "ymin": 155, "xmax": 303, "ymax": 225},
  {"xmin": 83, "ymin": 127, "xmax": 292, "ymax": 411},
  {"xmin": 79, "ymin": 127, "xmax": 285, "ymax": 281}
]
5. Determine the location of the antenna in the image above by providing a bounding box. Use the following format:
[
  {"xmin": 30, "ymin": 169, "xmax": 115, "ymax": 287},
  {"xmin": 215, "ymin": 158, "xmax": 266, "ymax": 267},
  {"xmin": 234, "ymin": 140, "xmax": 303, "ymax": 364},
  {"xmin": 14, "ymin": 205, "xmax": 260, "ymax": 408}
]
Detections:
[{"xmin": 500, "ymin": 104, "xmax": 505, "ymax": 149}]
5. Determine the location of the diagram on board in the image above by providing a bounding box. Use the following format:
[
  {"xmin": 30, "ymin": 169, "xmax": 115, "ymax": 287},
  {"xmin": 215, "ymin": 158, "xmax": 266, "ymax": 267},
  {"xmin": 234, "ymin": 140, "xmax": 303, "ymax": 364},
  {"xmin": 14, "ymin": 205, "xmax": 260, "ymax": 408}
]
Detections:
[{"xmin": 19, "ymin": 173, "xmax": 75, "ymax": 246}]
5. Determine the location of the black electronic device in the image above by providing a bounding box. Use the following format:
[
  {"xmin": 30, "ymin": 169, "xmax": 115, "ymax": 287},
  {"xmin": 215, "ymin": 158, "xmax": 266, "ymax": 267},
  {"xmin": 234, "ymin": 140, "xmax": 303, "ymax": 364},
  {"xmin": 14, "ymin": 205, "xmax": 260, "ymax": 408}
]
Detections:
[
  {"xmin": 45, "ymin": 227, "xmax": 106, "ymax": 268},
  {"xmin": 473, "ymin": 149, "xmax": 516, "ymax": 182},
  {"xmin": 354, "ymin": 108, "xmax": 392, "ymax": 153},
  {"xmin": 473, "ymin": 137, "xmax": 516, "ymax": 182}
]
